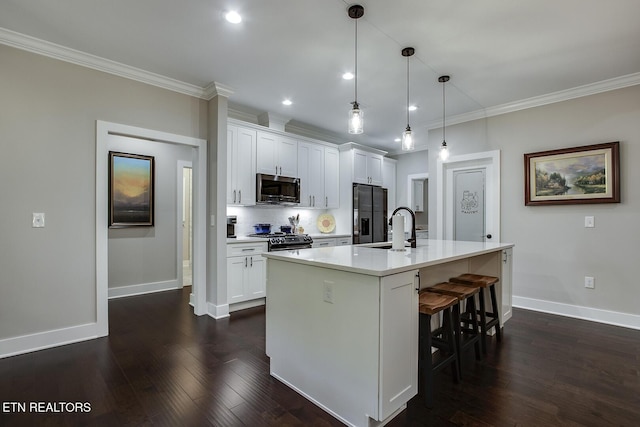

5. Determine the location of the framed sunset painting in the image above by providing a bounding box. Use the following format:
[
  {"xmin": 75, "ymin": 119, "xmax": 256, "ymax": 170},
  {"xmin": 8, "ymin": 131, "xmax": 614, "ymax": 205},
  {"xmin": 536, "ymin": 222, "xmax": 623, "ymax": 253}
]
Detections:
[
  {"xmin": 524, "ymin": 142, "xmax": 620, "ymax": 206},
  {"xmin": 109, "ymin": 152, "xmax": 155, "ymax": 227}
]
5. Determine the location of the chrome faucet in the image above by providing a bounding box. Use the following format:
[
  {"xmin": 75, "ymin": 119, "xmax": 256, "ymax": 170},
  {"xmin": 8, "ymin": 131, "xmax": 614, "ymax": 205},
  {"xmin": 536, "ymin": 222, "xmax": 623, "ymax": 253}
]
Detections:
[{"xmin": 389, "ymin": 207, "xmax": 417, "ymax": 248}]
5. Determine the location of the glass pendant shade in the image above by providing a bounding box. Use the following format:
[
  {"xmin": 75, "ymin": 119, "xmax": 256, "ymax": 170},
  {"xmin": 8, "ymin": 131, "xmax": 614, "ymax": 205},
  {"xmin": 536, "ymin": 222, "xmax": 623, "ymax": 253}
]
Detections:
[
  {"xmin": 401, "ymin": 126, "xmax": 414, "ymax": 151},
  {"xmin": 439, "ymin": 142, "xmax": 449, "ymax": 161},
  {"xmin": 348, "ymin": 103, "xmax": 363, "ymax": 134}
]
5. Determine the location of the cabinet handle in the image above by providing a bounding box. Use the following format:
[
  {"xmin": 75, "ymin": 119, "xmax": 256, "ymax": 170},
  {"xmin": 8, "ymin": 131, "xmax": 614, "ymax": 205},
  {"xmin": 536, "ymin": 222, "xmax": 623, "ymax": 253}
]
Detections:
[
  {"xmin": 250, "ymin": 257, "xmax": 253, "ymax": 267},
  {"xmin": 280, "ymin": 166, "xmax": 282, "ymax": 175},
  {"xmin": 238, "ymin": 190, "xmax": 242, "ymax": 203},
  {"xmin": 416, "ymin": 272, "xmax": 421, "ymax": 292},
  {"xmin": 309, "ymin": 195, "xmax": 312, "ymax": 206},
  {"xmin": 233, "ymin": 190, "xmax": 237, "ymax": 203},
  {"xmin": 241, "ymin": 248, "xmax": 255, "ymax": 252},
  {"xmin": 326, "ymin": 196, "xmax": 328, "ymax": 207},
  {"xmin": 312, "ymin": 195, "xmax": 315, "ymax": 206},
  {"xmin": 245, "ymin": 257, "xmax": 248, "ymax": 267},
  {"xmin": 275, "ymin": 166, "xmax": 278, "ymax": 175}
]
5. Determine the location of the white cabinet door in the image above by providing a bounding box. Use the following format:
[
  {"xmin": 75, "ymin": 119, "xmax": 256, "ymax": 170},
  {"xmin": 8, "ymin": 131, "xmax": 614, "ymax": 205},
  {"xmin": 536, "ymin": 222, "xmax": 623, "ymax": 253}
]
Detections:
[
  {"xmin": 336, "ymin": 237, "xmax": 352, "ymax": 246},
  {"xmin": 297, "ymin": 143, "xmax": 312, "ymax": 207},
  {"xmin": 227, "ymin": 256, "xmax": 248, "ymax": 304},
  {"xmin": 246, "ymin": 255, "xmax": 266, "ymax": 299},
  {"xmin": 227, "ymin": 124, "xmax": 257, "ymax": 206},
  {"xmin": 298, "ymin": 142, "xmax": 324, "ymax": 207},
  {"xmin": 257, "ymin": 131, "xmax": 297, "ymax": 177},
  {"xmin": 353, "ymin": 149, "xmax": 369, "ymax": 184},
  {"xmin": 324, "ymin": 147, "xmax": 339, "ymax": 208},
  {"xmin": 368, "ymin": 153, "xmax": 384, "ymax": 186},
  {"xmin": 278, "ymin": 135, "xmax": 298, "ymax": 177},
  {"xmin": 379, "ymin": 270, "xmax": 419, "ymax": 419},
  {"xmin": 383, "ymin": 158, "xmax": 397, "ymax": 213}
]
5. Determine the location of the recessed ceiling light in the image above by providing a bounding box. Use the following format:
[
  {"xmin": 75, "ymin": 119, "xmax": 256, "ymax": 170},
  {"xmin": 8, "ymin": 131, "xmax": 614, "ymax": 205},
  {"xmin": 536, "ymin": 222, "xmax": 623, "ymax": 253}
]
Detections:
[
  {"xmin": 282, "ymin": 99, "xmax": 292, "ymax": 106},
  {"xmin": 225, "ymin": 11, "xmax": 242, "ymax": 24},
  {"xmin": 408, "ymin": 105, "xmax": 418, "ymax": 111},
  {"xmin": 342, "ymin": 72, "xmax": 354, "ymax": 80},
  {"xmin": 394, "ymin": 138, "xmax": 401, "ymax": 142}
]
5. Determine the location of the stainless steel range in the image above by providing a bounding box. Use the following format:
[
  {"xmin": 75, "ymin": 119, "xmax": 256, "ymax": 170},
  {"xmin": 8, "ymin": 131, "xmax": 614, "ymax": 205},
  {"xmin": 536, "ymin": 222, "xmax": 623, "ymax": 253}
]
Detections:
[{"xmin": 248, "ymin": 233, "xmax": 313, "ymax": 252}]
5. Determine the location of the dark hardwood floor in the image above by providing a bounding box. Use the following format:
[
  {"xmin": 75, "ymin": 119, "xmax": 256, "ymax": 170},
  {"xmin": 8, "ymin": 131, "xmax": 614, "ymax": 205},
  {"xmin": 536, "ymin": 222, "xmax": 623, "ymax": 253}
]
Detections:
[{"xmin": 1, "ymin": 288, "xmax": 639, "ymax": 426}]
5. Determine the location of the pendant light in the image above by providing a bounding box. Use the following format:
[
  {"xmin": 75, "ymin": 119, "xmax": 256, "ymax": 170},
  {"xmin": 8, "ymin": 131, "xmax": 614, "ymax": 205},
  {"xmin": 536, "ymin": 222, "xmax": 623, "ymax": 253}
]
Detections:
[
  {"xmin": 401, "ymin": 47, "xmax": 415, "ymax": 151},
  {"xmin": 347, "ymin": 5, "xmax": 364, "ymax": 134},
  {"xmin": 438, "ymin": 75, "xmax": 450, "ymax": 161}
]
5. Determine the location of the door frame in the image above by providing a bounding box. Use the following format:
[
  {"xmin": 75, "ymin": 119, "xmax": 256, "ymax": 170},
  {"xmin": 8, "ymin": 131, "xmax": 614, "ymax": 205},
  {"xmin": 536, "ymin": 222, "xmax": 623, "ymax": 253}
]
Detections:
[
  {"xmin": 177, "ymin": 161, "xmax": 193, "ymax": 288},
  {"xmin": 436, "ymin": 150, "xmax": 500, "ymax": 242},
  {"xmin": 96, "ymin": 121, "xmax": 207, "ymax": 337}
]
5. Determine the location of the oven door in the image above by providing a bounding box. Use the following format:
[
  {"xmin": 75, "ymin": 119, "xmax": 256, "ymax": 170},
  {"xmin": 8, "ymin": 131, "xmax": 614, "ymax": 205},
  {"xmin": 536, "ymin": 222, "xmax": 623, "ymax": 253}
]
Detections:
[{"xmin": 269, "ymin": 243, "xmax": 312, "ymax": 252}]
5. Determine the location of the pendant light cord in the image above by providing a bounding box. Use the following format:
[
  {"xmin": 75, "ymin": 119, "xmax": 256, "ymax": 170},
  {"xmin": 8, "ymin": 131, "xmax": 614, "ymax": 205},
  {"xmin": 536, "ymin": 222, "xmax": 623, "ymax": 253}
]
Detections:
[
  {"xmin": 442, "ymin": 79, "xmax": 446, "ymax": 142},
  {"xmin": 406, "ymin": 55, "xmax": 410, "ymax": 127},
  {"xmin": 354, "ymin": 18, "xmax": 358, "ymax": 103}
]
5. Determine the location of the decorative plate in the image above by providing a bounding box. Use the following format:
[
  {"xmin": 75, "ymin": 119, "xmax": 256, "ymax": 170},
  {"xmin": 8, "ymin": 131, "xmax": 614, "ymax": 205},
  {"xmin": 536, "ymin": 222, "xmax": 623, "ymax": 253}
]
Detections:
[{"xmin": 317, "ymin": 214, "xmax": 336, "ymax": 233}]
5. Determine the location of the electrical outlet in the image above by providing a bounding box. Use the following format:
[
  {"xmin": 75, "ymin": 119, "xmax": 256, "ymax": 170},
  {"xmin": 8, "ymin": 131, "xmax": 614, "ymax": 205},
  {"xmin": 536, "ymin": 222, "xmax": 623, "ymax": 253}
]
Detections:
[
  {"xmin": 584, "ymin": 276, "xmax": 595, "ymax": 289},
  {"xmin": 32, "ymin": 213, "xmax": 45, "ymax": 228},
  {"xmin": 323, "ymin": 281, "xmax": 334, "ymax": 304}
]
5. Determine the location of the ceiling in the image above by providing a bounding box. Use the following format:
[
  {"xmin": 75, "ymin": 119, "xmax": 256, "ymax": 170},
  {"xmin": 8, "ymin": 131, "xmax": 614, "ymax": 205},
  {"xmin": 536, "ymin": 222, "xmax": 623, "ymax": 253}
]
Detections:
[{"xmin": 2, "ymin": 0, "xmax": 640, "ymax": 152}]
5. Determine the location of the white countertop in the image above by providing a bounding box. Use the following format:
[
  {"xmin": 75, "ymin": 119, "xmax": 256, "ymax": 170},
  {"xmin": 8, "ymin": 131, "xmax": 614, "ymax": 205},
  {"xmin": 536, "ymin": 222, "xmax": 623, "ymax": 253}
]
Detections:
[
  {"xmin": 262, "ymin": 239, "xmax": 514, "ymax": 277},
  {"xmin": 227, "ymin": 233, "xmax": 351, "ymax": 244}
]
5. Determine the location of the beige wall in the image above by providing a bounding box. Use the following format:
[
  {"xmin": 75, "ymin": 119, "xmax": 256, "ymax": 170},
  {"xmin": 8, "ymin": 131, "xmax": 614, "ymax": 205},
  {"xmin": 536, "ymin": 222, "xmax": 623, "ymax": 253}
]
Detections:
[
  {"xmin": 0, "ymin": 45, "xmax": 207, "ymax": 340},
  {"xmin": 428, "ymin": 85, "xmax": 640, "ymax": 319}
]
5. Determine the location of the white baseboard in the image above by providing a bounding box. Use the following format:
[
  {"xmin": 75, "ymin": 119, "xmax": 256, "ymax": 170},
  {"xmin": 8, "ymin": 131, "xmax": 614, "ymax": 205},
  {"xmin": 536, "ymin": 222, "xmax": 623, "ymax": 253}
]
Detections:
[
  {"xmin": 513, "ymin": 296, "xmax": 640, "ymax": 330},
  {"xmin": 108, "ymin": 280, "xmax": 180, "ymax": 299},
  {"xmin": 230, "ymin": 298, "xmax": 266, "ymax": 313},
  {"xmin": 208, "ymin": 302, "xmax": 230, "ymax": 319},
  {"xmin": 0, "ymin": 322, "xmax": 104, "ymax": 359}
]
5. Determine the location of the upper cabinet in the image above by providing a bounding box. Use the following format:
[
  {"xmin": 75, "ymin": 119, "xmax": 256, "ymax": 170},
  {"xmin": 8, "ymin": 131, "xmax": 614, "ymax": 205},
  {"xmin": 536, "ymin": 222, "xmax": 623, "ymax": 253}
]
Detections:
[
  {"xmin": 341, "ymin": 144, "xmax": 386, "ymax": 187},
  {"xmin": 227, "ymin": 124, "xmax": 257, "ymax": 206},
  {"xmin": 257, "ymin": 131, "xmax": 297, "ymax": 177},
  {"xmin": 298, "ymin": 142, "xmax": 339, "ymax": 209},
  {"xmin": 352, "ymin": 148, "xmax": 383, "ymax": 186}
]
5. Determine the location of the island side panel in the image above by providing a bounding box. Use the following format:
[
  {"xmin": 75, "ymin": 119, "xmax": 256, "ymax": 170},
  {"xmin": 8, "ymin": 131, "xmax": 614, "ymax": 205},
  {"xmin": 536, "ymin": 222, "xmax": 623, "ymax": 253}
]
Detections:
[{"xmin": 266, "ymin": 259, "xmax": 381, "ymax": 426}]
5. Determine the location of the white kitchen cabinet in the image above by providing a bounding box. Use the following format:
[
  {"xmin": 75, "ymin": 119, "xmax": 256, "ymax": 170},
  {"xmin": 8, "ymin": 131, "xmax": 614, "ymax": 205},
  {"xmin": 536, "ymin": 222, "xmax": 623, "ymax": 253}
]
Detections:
[
  {"xmin": 257, "ymin": 130, "xmax": 297, "ymax": 177},
  {"xmin": 353, "ymin": 149, "xmax": 383, "ymax": 186},
  {"xmin": 227, "ymin": 124, "xmax": 257, "ymax": 206},
  {"xmin": 340, "ymin": 144, "xmax": 386, "ymax": 187},
  {"xmin": 298, "ymin": 142, "xmax": 340, "ymax": 209},
  {"xmin": 336, "ymin": 236, "xmax": 352, "ymax": 246},
  {"xmin": 324, "ymin": 146, "xmax": 340, "ymax": 208},
  {"xmin": 312, "ymin": 237, "xmax": 336, "ymax": 248},
  {"xmin": 227, "ymin": 242, "xmax": 268, "ymax": 304}
]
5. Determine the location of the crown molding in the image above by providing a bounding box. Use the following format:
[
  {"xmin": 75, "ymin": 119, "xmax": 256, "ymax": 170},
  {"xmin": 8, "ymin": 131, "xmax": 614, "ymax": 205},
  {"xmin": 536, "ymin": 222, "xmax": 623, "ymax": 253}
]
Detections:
[
  {"xmin": 425, "ymin": 72, "xmax": 640, "ymax": 130},
  {"xmin": 0, "ymin": 27, "xmax": 208, "ymax": 99},
  {"xmin": 203, "ymin": 81, "xmax": 234, "ymax": 100}
]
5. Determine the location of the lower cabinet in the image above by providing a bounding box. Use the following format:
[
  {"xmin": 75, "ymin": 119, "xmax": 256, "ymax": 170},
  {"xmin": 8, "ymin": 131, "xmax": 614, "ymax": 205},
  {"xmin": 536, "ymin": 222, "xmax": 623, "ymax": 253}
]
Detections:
[
  {"xmin": 227, "ymin": 242, "xmax": 268, "ymax": 304},
  {"xmin": 312, "ymin": 236, "xmax": 352, "ymax": 248}
]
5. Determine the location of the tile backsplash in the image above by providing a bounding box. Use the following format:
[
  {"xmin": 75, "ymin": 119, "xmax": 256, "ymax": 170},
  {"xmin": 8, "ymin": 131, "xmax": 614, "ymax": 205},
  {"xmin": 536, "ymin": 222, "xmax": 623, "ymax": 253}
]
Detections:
[{"xmin": 227, "ymin": 206, "xmax": 341, "ymax": 236}]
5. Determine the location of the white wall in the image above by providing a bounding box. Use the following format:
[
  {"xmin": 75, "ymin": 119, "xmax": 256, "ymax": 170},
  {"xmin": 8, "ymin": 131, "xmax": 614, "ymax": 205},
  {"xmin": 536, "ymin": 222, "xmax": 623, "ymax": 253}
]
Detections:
[
  {"xmin": 428, "ymin": 85, "xmax": 640, "ymax": 326},
  {"xmin": 0, "ymin": 45, "xmax": 207, "ymax": 344}
]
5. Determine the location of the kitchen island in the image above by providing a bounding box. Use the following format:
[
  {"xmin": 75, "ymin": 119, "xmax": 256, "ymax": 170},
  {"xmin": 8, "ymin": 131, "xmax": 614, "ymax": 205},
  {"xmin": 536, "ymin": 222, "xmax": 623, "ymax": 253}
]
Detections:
[{"xmin": 263, "ymin": 239, "xmax": 514, "ymax": 427}]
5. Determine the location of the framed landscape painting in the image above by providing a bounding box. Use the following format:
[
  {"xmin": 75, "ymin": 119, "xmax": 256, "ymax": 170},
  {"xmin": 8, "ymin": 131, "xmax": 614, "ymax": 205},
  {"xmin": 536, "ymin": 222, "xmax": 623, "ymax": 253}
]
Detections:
[
  {"xmin": 109, "ymin": 151, "xmax": 155, "ymax": 227},
  {"xmin": 524, "ymin": 141, "xmax": 620, "ymax": 206}
]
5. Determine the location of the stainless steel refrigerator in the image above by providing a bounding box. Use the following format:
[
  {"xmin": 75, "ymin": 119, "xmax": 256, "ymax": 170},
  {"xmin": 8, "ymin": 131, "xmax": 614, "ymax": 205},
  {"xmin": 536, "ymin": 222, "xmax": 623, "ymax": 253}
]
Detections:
[{"xmin": 352, "ymin": 183, "xmax": 388, "ymax": 244}]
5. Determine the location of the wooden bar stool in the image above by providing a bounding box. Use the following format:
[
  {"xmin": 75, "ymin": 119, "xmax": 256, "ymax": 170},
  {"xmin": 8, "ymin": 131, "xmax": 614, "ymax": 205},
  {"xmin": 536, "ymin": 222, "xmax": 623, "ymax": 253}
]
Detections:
[
  {"xmin": 425, "ymin": 282, "xmax": 482, "ymax": 377},
  {"xmin": 418, "ymin": 291, "xmax": 460, "ymax": 408},
  {"xmin": 449, "ymin": 273, "xmax": 501, "ymax": 354}
]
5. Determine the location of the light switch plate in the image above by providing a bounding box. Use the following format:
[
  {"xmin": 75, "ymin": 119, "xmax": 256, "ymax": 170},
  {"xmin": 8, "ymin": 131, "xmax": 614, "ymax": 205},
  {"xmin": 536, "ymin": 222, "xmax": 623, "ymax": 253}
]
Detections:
[
  {"xmin": 584, "ymin": 276, "xmax": 595, "ymax": 289},
  {"xmin": 584, "ymin": 216, "xmax": 595, "ymax": 228},
  {"xmin": 32, "ymin": 212, "xmax": 45, "ymax": 228}
]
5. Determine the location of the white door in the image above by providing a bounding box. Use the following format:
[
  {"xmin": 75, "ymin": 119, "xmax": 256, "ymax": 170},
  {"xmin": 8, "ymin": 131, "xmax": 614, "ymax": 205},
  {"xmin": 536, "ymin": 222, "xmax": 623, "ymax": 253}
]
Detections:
[
  {"xmin": 436, "ymin": 150, "xmax": 500, "ymax": 242},
  {"xmin": 453, "ymin": 169, "xmax": 485, "ymax": 242}
]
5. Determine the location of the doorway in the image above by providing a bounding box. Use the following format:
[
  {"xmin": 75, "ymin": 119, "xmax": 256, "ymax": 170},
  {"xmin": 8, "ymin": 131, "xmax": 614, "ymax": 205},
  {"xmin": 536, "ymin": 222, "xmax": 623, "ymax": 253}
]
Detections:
[
  {"xmin": 436, "ymin": 150, "xmax": 500, "ymax": 242},
  {"xmin": 96, "ymin": 121, "xmax": 207, "ymax": 338}
]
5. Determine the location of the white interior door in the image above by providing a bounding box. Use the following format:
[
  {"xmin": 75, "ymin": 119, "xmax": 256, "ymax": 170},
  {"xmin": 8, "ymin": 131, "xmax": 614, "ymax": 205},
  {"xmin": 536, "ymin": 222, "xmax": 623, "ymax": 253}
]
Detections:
[
  {"xmin": 436, "ymin": 150, "xmax": 500, "ymax": 242},
  {"xmin": 453, "ymin": 169, "xmax": 485, "ymax": 242}
]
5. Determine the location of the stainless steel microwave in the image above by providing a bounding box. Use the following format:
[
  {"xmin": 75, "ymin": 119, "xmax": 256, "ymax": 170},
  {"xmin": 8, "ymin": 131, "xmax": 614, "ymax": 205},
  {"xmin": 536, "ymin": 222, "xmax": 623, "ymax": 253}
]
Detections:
[{"xmin": 256, "ymin": 173, "xmax": 300, "ymax": 205}]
